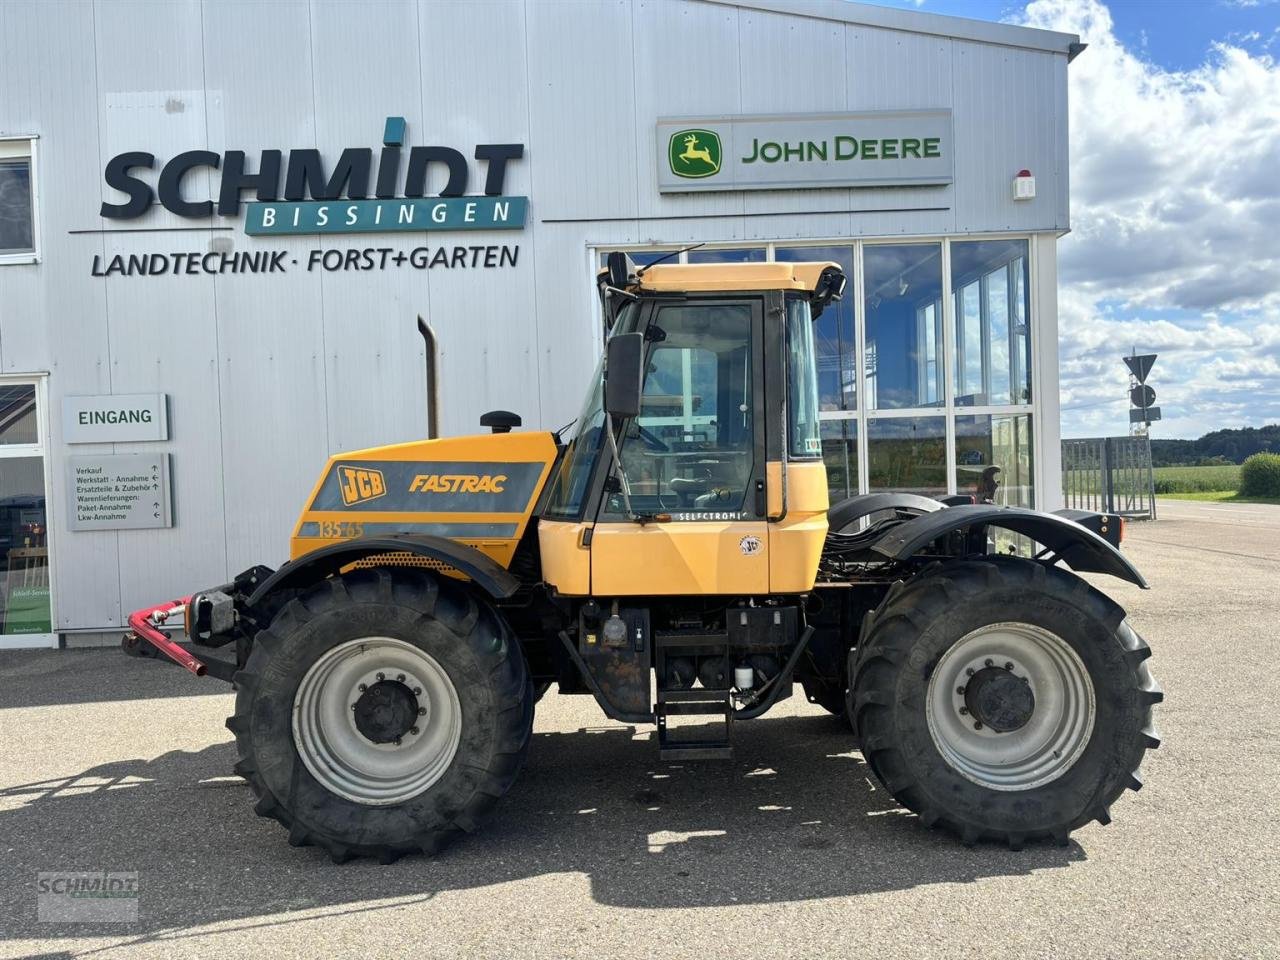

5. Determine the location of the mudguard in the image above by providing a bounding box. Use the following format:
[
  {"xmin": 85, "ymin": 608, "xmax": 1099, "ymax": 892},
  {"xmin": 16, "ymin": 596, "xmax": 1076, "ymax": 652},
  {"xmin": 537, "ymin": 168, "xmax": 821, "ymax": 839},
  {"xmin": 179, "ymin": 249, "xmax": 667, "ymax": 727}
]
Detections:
[
  {"xmin": 827, "ymin": 492, "xmax": 942, "ymax": 533},
  {"xmin": 870, "ymin": 504, "xmax": 1147, "ymax": 588},
  {"xmin": 246, "ymin": 534, "xmax": 522, "ymax": 607}
]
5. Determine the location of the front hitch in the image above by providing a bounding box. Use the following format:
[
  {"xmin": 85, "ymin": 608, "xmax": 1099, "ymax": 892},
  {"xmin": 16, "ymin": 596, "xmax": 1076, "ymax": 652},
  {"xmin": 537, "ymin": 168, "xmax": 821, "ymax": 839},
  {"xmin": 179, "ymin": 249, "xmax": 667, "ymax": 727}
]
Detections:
[{"xmin": 122, "ymin": 598, "xmax": 205, "ymax": 675}]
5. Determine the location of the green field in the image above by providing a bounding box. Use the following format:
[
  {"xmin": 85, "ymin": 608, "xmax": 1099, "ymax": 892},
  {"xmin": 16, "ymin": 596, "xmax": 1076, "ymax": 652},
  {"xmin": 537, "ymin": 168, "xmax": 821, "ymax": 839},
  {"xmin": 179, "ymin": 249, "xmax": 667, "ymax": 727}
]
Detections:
[
  {"xmin": 1152, "ymin": 464, "xmax": 1240, "ymax": 494},
  {"xmin": 1151, "ymin": 464, "xmax": 1280, "ymax": 503}
]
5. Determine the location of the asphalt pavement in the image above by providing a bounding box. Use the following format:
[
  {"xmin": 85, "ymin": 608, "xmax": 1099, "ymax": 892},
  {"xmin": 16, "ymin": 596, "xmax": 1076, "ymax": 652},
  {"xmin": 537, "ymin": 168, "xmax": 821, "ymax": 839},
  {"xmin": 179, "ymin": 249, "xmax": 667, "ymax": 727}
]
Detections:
[{"xmin": 0, "ymin": 499, "xmax": 1277, "ymax": 959}]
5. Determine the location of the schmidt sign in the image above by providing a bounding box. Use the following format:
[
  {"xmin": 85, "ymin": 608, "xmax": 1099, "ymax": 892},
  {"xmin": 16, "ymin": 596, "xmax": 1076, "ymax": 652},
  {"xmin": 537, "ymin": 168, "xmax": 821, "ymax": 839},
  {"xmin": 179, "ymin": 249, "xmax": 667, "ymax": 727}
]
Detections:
[
  {"xmin": 100, "ymin": 117, "xmax": 526, "ymax": 236},
  {"xmin": 657, "ymin": 110, "xmax": 952, "ymax": 193}
]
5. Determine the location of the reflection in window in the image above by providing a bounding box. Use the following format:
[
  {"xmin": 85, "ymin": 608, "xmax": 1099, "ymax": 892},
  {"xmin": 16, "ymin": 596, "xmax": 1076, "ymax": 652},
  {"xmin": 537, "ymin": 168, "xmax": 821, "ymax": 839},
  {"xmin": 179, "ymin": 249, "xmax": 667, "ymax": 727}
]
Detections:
[
  {"xmin": 864, "ymin": 244, "xmax": 943, "ymax": 410},
  {"xmin": 955, "ymin": 414, "xmax": 1033, "ymax": 508},
  {"xmin": 685, "ymin": 247, "xmax": 766, "ymax": 264},
  {"xmin": 777, "ymin": 246, "xmax": 856, "ymax": 412},
  {"xmin": 0, "ymin": 385, "xmax": 37, "ymax": 445},
  {"xmin": 0, "ymin": 157, "xmax": 34, "ymax": 255},
  {"xmin": 951, "ymin": 240, "xmax": 1031, "ymax": 406},
  {"xmin": 820, "ymin": 418, "xmax": 857, "ymax": 501},
  {"xmin": 867, "ymin": 416, "xmax": 946, "ymax": 496}
]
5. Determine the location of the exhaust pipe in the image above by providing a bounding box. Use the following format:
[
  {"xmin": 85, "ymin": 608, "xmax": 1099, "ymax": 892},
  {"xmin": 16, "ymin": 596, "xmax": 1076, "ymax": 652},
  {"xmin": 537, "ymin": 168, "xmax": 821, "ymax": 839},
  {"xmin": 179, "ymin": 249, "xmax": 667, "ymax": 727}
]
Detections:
[{"xmin": 417, "ymin": 315, "xmax": 440, "ymax": 440}]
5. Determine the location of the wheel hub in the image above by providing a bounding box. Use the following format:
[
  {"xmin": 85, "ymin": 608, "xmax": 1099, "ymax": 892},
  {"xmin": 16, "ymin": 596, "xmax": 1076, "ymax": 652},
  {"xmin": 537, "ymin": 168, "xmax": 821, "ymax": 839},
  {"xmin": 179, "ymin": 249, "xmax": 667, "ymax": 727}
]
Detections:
[
  {"xmin": 964, "ymin": 667, "xmax": 1035, "ymax": 733},
  {"xmin": 352, "ymin": 680, "xmax": 420, "ymax": 744}
]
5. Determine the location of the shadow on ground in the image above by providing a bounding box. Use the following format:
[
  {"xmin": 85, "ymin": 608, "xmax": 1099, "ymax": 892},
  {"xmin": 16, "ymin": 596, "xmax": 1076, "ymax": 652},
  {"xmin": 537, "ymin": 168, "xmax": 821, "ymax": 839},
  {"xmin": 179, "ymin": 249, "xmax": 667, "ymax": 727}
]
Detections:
[
  {"xmin": 0, "ymin": 648, "xmax": 229, "ymax": 708},
  {"xmin": 0, "ymin": 708, "xmax": 1083, "ymax": 945}
]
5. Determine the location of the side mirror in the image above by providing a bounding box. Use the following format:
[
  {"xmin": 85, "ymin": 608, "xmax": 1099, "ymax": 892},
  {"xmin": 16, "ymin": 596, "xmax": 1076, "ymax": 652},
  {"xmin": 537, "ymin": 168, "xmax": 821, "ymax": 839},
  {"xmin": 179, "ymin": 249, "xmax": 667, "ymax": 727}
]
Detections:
[{"xmin": 604, "ymin": 332, "xmax": 644, "ymax": 418}]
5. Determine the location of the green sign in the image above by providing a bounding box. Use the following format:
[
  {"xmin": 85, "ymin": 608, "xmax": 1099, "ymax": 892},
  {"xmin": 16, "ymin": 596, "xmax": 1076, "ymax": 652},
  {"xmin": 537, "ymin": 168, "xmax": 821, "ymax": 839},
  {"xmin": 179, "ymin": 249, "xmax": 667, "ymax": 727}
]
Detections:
[
  {"xmin": 3, "ymin": 585, "xmax": 51, "ymax": 635},
  {"xmin": 244, "ymin": 196, "xmax": 528, "ymax": 236},
  {"xmin": 668, "ymin": 129, "xmax": 722, "ymax": 179}
]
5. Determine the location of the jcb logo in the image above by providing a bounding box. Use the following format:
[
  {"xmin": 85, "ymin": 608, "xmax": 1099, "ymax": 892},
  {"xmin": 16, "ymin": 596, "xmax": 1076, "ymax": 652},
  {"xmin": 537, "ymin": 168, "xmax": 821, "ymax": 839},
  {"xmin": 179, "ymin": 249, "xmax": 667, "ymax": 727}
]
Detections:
[
  {"xmin": 337, "ymin": 466, "xmax": 386, "ymax": 506},
  {"xmin": 410, "ymin": 474, "xmax": 507, "ymax": 494}
]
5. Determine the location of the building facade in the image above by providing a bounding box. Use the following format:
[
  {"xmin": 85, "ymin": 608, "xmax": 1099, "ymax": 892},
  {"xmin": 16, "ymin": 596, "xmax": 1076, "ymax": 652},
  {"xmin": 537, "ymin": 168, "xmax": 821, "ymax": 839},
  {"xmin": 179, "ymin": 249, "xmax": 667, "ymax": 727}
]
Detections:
[{"xmin": 0, "ymin": 0, "xmax": 1079, "ymax": 646}]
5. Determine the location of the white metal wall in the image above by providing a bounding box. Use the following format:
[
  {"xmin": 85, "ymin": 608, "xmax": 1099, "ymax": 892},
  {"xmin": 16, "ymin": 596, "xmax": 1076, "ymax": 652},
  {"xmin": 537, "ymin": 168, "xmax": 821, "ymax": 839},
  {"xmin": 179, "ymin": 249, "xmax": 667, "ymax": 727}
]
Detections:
[{"xmin": 0, "ymin": 0, "xmax": 1073, "ymax": 631}]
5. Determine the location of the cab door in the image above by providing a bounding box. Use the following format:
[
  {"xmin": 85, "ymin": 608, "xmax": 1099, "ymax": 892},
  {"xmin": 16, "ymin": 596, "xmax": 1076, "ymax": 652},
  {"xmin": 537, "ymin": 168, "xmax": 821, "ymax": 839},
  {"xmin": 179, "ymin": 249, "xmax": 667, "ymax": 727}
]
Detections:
[{"xmin": 589, "ymin": 296, "xmax": 770, "ymax": 596}]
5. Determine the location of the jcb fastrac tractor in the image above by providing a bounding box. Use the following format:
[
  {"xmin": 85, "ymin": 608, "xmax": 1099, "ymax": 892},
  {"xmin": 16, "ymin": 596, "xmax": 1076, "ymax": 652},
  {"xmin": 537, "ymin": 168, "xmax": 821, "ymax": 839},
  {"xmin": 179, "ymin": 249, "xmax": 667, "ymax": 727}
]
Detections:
[{"xmin": 125, "ymin": 254, "xmax": 1160, "ymax": 862}]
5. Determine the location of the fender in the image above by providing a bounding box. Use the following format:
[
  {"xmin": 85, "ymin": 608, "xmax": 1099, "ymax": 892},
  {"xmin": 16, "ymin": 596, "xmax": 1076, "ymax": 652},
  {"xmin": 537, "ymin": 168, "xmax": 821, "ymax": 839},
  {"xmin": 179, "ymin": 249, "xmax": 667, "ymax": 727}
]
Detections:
[
  {"xmin": 828, "ymin": 492, "xmax": 942, "ymax": 533},
  {"xmin": 870, "ymin": 504, "xmax": 1147, "ymax": 588},
  {"xmin": 246, "ymin": 534, "xmax": 521, "ymax": 607}
]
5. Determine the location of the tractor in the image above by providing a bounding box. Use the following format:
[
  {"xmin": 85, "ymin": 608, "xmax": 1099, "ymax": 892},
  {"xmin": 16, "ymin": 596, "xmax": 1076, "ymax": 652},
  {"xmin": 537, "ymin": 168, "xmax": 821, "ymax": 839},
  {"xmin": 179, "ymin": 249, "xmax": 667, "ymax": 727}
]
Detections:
[{"xmin": 124, "ymin": 253, "xmax": 1160, "ymax": 861}]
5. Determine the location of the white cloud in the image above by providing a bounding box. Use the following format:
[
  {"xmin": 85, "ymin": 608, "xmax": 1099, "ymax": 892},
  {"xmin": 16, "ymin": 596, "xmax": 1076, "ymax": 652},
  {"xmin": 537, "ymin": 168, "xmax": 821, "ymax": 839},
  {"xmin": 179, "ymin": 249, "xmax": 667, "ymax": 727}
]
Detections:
[{"xmin": 1016, "ymin": 0, "xmax": 1280, "ymax": 438}]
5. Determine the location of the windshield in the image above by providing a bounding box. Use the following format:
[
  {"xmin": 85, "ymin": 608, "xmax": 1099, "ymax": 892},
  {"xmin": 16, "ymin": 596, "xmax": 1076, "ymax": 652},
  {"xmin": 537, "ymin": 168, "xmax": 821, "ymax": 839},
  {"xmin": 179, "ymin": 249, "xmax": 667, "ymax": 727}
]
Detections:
[{"xmin": 542, "ymin": 302, "xmax": 639, "ymax": 519}]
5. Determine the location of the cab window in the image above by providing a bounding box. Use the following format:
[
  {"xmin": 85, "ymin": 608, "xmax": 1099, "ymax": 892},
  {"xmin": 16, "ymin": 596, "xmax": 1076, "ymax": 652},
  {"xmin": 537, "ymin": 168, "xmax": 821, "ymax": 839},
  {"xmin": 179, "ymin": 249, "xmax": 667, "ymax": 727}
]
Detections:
[{"xmin": 603, "ymin": 302, "xmax": 755, "ymax": 519}]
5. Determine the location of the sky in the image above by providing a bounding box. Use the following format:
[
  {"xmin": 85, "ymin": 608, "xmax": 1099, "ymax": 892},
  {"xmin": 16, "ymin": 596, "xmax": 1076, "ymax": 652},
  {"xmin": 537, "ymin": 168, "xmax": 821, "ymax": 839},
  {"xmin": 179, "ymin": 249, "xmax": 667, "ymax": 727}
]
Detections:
[{"xmin": 865, "ymin": 0, "xmax": 1280, "ymax": 439}]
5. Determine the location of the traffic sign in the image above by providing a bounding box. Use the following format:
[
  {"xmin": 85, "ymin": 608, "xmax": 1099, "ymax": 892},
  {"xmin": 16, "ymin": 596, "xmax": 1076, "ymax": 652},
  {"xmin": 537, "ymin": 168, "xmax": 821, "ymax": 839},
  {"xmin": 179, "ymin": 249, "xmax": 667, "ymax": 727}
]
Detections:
[
  {"xmin": 1130, "ymin": 407, "xmax": 1161, "ymax": 424},
  {"xmin": 1130, "ymin": 384, "xmax": 1156, "ymax": 408},
  {"xmin": 1123, "ymin": 353, "xmax": 1157, "ymax": 383}
]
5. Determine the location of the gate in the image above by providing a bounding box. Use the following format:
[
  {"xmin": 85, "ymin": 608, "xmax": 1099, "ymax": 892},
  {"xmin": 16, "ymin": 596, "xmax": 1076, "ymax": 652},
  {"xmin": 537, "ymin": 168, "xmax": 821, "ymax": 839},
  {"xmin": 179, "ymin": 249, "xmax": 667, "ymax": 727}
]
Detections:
[{"xmin": 1061, "ymin": 436, "xmax": 1156, "ymax": 519}]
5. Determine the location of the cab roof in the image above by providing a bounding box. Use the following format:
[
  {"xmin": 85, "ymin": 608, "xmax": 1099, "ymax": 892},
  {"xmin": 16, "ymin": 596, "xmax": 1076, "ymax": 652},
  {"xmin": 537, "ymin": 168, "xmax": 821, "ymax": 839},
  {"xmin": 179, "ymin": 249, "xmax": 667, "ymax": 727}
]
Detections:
[{"xmin": 630, "ymin": 261, "xmax": 842, "ymax": 294}]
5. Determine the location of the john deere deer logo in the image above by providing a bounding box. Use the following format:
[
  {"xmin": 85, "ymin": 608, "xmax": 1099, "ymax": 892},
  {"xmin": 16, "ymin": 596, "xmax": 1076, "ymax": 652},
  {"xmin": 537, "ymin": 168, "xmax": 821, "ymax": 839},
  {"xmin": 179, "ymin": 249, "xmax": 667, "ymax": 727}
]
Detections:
[{"xmin": 669, "ymin": 129, "xmax": 722, "ymax": 179}]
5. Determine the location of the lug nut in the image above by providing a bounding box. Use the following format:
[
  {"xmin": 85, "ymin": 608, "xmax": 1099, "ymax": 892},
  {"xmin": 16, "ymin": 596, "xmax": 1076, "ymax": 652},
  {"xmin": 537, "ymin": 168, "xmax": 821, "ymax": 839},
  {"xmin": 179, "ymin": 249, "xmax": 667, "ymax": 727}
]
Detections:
[
  {"xmin": 351, "ymin": 704, "xmax": 358, "ymax": 711},
  {"xmin": 984, "ymin": 659, "xmax": 993, "ymax": 667},
  {"xmin": 417, "ymin": 707, "xmax": 426, "ymax": 716},
  {"xmin": 397, "ymin": 673, "xmax": 406, "ymax": 682},
  {"xmin": 358, "ymin": 683, "xmax": 367, "ymax": 692},
  {"xmin": 974, "ymin": 721, "xmax": 984, "ymax": 730},
  {"xmin": 409, "ymin": 726, "xmax": 419, "ymax": 735},
  {"xmin": 956, "ymin": 686, "xmax": 966, "ymax": 695},
  {"xmin": 413, "ymin": 687, "xmax": 422, "ymax": 696},
  {"xmin": 966, "ymin": 667, "xmax": 975, "ymax": 676},
  {"xmin": 958, "ymin": 707, "xmax": 968, "ymax": 715},
  {"xmin": 1004, "ymin": 661, "xmax": 1014, "ymax": 671},
  {"xmin": 376, "ymin": 672, "xmax": 385, "ymax": 681},
  {"xmin": 393, "ymin": 736, "xmax": 402, "ymax": 746}
]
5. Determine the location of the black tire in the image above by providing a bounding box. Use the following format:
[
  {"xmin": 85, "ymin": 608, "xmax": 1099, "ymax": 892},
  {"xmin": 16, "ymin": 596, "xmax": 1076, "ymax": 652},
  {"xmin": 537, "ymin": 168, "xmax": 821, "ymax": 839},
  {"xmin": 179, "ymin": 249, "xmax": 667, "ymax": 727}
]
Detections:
[
  {"xmin": 226, "ymin": 568, "xmax": 533, "ymax": 863},
  {"xmin": 802, "ymin": 679, "xmax": 848, "ymax": 719},
  {"xmin": 849, "ymin": 557, "xmax": 1161, "ymax": 849}
]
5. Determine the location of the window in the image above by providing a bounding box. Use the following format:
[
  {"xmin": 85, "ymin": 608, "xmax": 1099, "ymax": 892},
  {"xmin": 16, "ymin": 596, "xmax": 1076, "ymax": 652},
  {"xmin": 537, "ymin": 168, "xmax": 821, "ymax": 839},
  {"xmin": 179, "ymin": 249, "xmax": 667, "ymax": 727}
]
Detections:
[
  {"xmin": 867, "ymin": 416, "xmax": 947, "ymax": 496},
  {"xmin": 685, "ymin": 247, "xmax": 766, "ymax": 264},
  {"xmin": 786, "ymin": 298, "xmax": 821, "ymax": 459},
  {"xmin": 864, "ymin": 244, "xmax": 944, "ymax": 410},
  {"xmin": 606, "ymin": 301, "xmax": 757, "ymax": 518},
  {"xmin": 955, "ymin": 414, "xmax": 1034, "ymax": 508},
  {"xmin": 951, "ymin": 240, "xmax": 1031, "ymax": 406},
  {"xmin": 777, "ymin": 246, "xmax": 856, "ymax": 412},
  {"xmin": 0, "ymin": 380, "xmax": 54, "ymax": 647},
  {"xmin": 0, "ymin": 138, "xmax": 38, "ymax": 264}
]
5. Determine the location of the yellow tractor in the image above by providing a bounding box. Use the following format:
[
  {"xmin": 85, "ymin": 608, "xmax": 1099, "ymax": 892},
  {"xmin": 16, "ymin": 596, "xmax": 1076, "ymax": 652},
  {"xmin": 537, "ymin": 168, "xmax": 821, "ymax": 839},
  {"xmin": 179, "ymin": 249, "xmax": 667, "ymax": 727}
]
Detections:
[{"xmin": 125, "ymin": 254, "xmax": 1160, "ymax": 861}]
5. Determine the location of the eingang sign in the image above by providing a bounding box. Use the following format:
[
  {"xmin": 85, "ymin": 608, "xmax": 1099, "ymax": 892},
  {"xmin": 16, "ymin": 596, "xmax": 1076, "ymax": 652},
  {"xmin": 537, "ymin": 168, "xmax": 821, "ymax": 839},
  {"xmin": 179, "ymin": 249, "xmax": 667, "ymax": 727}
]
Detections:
[{"xmin": 657, "ymin": 110, "xmax": 953, "ymax": 193}]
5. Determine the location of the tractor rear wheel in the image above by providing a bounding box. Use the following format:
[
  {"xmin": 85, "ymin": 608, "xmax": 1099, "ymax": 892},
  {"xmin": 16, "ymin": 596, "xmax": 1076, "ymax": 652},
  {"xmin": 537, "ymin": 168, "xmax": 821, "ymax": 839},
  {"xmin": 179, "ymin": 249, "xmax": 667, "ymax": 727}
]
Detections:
[
  {"xmin": 849, "ymin": 557, "xmax": 1161, "ymax": 849},
  {"xmin": 227, "ymin": 568, "xmax": 533, "ymax": 862}
]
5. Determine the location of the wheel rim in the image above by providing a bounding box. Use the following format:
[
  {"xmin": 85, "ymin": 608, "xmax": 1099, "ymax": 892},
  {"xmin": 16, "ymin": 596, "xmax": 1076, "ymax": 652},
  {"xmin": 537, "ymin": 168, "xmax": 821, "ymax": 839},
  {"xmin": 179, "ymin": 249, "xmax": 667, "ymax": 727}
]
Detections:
[
  {"xmin": 926, "ymin": 622, "xmax": 1095, "ymax": 792},
  {"xmin": 292, "ymin": 637, "xmax": 462, "ymax": 805}
]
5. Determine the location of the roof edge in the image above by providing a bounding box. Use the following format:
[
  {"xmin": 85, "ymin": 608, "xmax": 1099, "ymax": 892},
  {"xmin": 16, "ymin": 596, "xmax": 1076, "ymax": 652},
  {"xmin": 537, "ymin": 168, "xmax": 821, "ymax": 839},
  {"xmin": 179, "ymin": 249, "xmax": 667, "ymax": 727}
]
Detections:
[{"xmin": 700, "ymin": 0, "xmax": 1080, "ymax": 58}]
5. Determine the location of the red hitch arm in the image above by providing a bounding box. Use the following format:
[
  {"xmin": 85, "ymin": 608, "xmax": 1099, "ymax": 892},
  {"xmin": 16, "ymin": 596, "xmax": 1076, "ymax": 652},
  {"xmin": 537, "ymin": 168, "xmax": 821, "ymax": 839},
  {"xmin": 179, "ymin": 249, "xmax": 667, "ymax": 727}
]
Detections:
[{"xmin": 126, "ymin": 598, "xmax": 206, "ymax": 676}]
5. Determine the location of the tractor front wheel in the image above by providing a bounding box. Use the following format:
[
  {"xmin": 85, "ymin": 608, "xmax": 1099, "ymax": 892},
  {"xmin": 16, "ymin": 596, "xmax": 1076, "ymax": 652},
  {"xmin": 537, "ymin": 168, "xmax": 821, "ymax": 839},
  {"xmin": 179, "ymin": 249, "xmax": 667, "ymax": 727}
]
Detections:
[
  {"xmin": 849, "ymin": 557, "xmax": 1161, "ymax": 848},
  {"xmin": 227, "ymin": 568, "xmax": 533, "ymax": 862}
]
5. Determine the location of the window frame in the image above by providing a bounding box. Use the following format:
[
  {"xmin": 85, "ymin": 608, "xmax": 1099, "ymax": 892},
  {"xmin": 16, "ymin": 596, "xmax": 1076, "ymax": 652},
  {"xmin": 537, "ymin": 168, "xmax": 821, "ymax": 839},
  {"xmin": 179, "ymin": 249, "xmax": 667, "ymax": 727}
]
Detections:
[{"xmin": 0, "ymin": 136, "xmax": 41, "ymax": 266}]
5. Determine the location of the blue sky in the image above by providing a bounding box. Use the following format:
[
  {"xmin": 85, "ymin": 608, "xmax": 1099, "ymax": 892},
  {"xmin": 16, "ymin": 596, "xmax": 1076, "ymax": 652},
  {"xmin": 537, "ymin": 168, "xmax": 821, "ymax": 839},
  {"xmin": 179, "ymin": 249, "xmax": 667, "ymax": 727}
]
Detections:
[{"xmin": 865, "ymin": 0, "xmax": 1280, "ymax": 439}]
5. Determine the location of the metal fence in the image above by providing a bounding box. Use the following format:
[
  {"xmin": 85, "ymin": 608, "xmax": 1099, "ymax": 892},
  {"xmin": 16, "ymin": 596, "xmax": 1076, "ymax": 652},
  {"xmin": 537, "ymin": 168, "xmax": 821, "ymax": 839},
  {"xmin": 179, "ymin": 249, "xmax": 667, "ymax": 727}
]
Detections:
[{"xmin": 1061, "ymin": 436, "xmax": 1157, "ymax": 519}]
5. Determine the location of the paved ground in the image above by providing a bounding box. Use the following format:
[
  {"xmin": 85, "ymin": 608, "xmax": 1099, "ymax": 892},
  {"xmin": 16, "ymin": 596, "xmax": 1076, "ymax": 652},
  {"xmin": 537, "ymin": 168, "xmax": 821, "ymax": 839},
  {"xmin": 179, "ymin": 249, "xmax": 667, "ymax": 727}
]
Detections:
[{"xmin": 1, "ymin": 500, "xmax": 1277, "ymax": 959}]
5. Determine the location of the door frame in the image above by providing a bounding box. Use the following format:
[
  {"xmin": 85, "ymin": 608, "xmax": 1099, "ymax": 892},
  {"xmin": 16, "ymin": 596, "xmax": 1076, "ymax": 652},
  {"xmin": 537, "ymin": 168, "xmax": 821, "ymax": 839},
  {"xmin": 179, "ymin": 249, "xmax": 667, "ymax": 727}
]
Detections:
[{"xmin": 0, "ymin": 373, "xmax": 57, "ymax": 649}]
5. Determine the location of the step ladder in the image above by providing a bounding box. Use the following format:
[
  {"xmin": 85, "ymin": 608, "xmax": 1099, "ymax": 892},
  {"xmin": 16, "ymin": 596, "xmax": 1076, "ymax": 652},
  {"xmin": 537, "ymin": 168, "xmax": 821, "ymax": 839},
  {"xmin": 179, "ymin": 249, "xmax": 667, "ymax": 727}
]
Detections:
[{"xmin": 655, "ymin": 687, "xmax": 733, "ymax": 760}]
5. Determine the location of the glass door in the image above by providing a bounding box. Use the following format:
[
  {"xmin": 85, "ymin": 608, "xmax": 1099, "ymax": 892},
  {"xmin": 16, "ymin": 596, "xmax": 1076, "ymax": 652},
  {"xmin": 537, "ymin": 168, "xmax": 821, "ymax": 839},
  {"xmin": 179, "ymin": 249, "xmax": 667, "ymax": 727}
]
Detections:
[{"xmin": 0, "ymin": 379, "xmax": 55, "ymax": 648}]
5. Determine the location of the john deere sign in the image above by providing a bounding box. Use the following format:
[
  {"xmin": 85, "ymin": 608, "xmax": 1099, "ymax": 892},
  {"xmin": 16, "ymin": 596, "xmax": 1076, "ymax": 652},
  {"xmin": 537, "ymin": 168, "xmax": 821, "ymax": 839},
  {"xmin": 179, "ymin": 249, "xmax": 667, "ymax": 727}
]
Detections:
[{"xmin": 657, "ymin": 110, "xmax": 953, "ymax": 193}]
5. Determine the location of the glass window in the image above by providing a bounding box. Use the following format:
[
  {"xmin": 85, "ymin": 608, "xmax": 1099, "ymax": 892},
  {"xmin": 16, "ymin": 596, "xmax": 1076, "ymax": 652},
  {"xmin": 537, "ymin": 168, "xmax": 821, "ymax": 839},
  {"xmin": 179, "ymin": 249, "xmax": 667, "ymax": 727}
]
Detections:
[
  {"xmin": 607, "ymin": 301, "xmax": 756, "ymax": 518},
  {"xmin": 867, "ymin": 416, "xmax": 946, "ymax": 496},
  {"xmin": 955, "ymin": 414, "xmax": 1034, "ymax": 508},
  {"xmin": 0, "ymin": 457, "xmax": 50, "ymax": 635},
  {"xmin": 786, "ymin": 298, "xmax": 821, "ymax": 459},
  {"xmin": 864, "ymin": 244, "xmax": 944, "ymax": 410},
  {"xmin": 0, "ymin": 386, "xmax": 37, "ymax": 445},
  {"xmin": 685, "ymin": 247, "xmax": 766, "ymax": 264},
  {"xmin": 0, "ymin": 141, "xmax": 36, "ymax": 258},
  {"xmin": 776, "ymin": 246, "xmax": 856, "ymax": 412},
  {"xmin": 820, "ymin": 418, "xmax": 858, "ymax": 501},
  {"xmin": 951, "ymin": 240, "xmax": 1031, "ymax": 406}
]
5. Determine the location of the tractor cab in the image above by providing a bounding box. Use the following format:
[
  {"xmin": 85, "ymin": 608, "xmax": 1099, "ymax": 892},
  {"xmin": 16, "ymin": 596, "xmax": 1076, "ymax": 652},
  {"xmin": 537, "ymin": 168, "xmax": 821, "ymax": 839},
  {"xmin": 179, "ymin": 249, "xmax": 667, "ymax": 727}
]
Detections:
[{"xmin": 537, "ymin": 255, "xmax": 847, "ymax": 598}]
